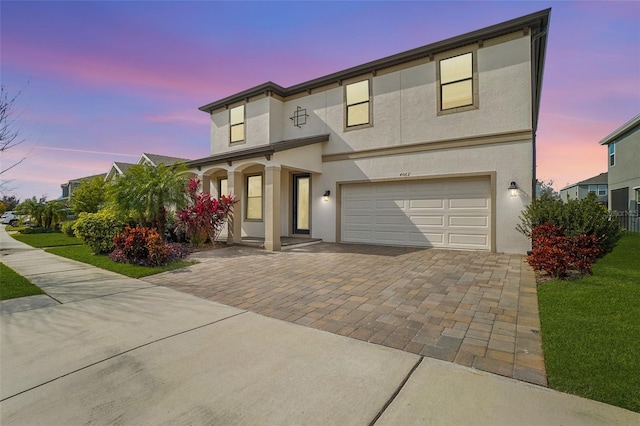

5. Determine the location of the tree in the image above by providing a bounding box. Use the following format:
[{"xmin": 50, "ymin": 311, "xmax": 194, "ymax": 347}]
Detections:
[
  {"xmin": 1, "ymin": 195, "xmax": 20, "ymax": 211},
  {"xmin": 109, "ymin": 163, "xmax": 188, "ymax": 238},
  {"xmin": 0, "ymin": 85, "xmax": 26, "ymax": 177},
  {"xmin": 15, "ymin": 197, "xmax": 45, "ymax": 227},
  {"xmin": 69, "ymin": 175, "xmax": 106, "ymax": 214},
  {"xmin": 536, "ymin": 179, "xmax": 559, "ymax": 200},
  {"xmin": 41, "ymin": 200, "xmax": 68, "ymax": 229}
]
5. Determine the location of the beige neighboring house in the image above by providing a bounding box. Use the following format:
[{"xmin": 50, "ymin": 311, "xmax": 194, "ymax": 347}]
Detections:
[
  {"xmin": 599, "ymin": 114, "xmax": 640, "ymax": 213},
  {"xmin": 559, "ymin": 172, "xmax": 608, "ymax": 205},
  {"xmin": 186, "ymin": 9, "xmax": 551, "ymax": 254}
]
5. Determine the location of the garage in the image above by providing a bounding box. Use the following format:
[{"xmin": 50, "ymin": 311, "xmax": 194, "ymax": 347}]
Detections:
[{"xmin": 341, "ymin": 177, "xmax": 491, "ymax": 250}]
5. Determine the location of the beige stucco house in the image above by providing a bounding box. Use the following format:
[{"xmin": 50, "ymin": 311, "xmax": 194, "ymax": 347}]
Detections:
[
  {"xmin": 599, "ymin": 114, "xmax": 640, "ymax": 213},
  {"xmin": 187, "ymin": 9, "xmax": 551, "ymax": 254}
]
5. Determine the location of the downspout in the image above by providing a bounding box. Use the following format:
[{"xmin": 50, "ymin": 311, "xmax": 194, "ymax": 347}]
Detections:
[{"xmin": 530, "ymin": 20, "xmax": 549, "ymax": 200}]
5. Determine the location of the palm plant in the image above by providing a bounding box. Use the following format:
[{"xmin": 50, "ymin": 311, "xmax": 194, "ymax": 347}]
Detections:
[
  {"xmin": 108, "ymin": 163, "xmax": 188, "ymax": 238},
  {"xmin": 41, "ymin": 200, "xmax": 68, "ymax": 228}
]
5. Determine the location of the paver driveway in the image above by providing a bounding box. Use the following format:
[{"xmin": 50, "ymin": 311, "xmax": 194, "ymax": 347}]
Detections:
[{"xmin": 143, "ymin": 243, "xmax": 546, "ymax": 386}]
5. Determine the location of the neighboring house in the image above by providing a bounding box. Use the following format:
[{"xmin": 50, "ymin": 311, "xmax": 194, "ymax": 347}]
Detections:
[
  {"xmin": 105, "ymin": 162, "xmax": 136, "ymax": 181},
  {"xmin": 599, "ymin": 114, "xmax": 640, "ymax": 213},
  {"xmin": 138, "ymin": 153, "xmax": 189, "ymax": 167},
  {"xmin": 185, "ymin": 9, "xmax": 551, "ymax": 253},
  {"xmin": 60, "ymin": 173, "xmax": 107, "ymax": 201},
  {"xmin": 559, "ymin": 172, "xmax": 608, "ymax": 205}
]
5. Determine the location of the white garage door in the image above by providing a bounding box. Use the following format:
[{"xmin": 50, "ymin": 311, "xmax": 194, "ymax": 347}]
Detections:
[{"xmin": 341, "ymin": 178, "xmax": 491, "ymax": 250}]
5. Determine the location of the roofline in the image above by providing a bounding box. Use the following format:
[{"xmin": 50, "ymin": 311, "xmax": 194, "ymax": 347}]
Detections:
[
  {"xmin": 559, "ymin": 172, "xmax": 608, "ymax": 190},
  {"xmin": 599, "ymin": 114, "xmax": 640, "ymax": 145},
  {"xmin": 199, "ymin": 8, "xmax": 551, "ymax": 114},
  {"xmin": 188, "ymin": 134, "xmax": 329, "ymax": 168}
]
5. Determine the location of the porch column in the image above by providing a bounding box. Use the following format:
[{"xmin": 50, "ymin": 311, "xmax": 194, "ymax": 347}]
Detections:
[
  {"xmin": 264, "ymin": 165, "xmax": 281, "ymax": 251},
  {"xmin": 199, "ymin": 174, "xmax": 211, "ymax": 194},
  {"xmin": 227, "ymin": 170, "xmax": 242, "ymax": 245}
]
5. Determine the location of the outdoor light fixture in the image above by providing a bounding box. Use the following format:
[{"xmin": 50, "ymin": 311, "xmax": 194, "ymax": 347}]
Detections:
[
  {"xmin": 323, "ymin": 190, "xmax": 331, "ymax": 201},
  {"xmin": 508, "ymin": 181, "xmax": 518, "ymax": 197}
]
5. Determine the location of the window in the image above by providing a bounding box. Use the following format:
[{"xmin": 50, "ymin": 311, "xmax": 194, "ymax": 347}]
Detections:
[
  {"xmin": 588, "ymin": 184, "xmax": 597, "ymax": 194},
  {"xmin": 230, "ymin": 105, "xmax": 245, "ymax": 143},
  {"xmin": 345, "ymin": 79, "xmax": 370, "ymax": 128},
  {"xmin": 246, "ymin": 175, "xmax": 262, "ymax": 220},
  {"xmin": 609, "ymin": 143, "xmax": 615, "ymax": 167},
  {"xmin": 438, "ymin": 51, "xmax": 476, "ymax": 112},
  {"xmin": 219, "ymin": 178, "xmax": 228, "ymax": 198},
  {"xmin": 598, "ymin": 185, "xmax": 607, "ymax": 196}
]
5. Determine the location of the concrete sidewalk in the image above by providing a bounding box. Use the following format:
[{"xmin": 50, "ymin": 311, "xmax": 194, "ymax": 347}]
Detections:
[{"xmin": 1, "ymin": 226, "xmax": 638, "ymax": 425}]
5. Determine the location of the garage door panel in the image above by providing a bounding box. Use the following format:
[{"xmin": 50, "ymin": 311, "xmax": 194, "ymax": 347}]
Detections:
[
  {"xmin": 342, "ymin": 178, "xmax": 491, "ymax": 250},
  {"xmin": 410, "ymin": 216, "xmax": 445, "ymax": 226},
  {"xmin": 449, "ymin": 216, "xmax": 488, "ymax": 227},
  {"xmin": 375, "ymin": 199, "xmax": 405, "ymax": 209},
  {"xmin": 448, "ymin": 233, "xmax": 488, "ymax": 247},
  {"xmin": 409, "ymin": 199, "xmax": 445, "ymax": 209},
  {"xmin": 449, "ymin": 198, "xmax": 489, "ymax": 209}
]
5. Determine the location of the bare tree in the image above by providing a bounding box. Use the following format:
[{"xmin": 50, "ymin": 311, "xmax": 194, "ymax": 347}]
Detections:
[{"xmin": 0, "ymin": 85, "xmax": 26, "ymax": 176}]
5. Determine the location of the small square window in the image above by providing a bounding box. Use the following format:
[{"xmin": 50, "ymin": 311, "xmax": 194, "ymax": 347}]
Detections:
[{"xmin": 230, "ymin": 105, "xmax": 245, "ymax": 143}]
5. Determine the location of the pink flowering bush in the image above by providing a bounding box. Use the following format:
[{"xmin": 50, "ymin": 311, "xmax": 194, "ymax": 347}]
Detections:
[
  {"xmin": 175, "ymin": 177, "xmax": 237, "ymax": 246},
  {"xmin": 109, "ymin": 226, "xmax": 189, "ymax": 266}
]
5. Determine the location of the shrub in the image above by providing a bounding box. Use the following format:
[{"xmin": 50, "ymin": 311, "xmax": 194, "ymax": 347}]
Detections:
[
  {"xmin": 518, "ymin": 193, "xmax": 621, "ymax": 255},
  {"xmin": 18, "ymin": 227, "xmax": 58, "ymax": 234},
  {"xmin": 110, "ymin": 226, "xmax": 189, "ymax": 266},
  {"xmin": 527, "ymin": 223, "xmax": 602, "ymax": 278},
  {"xmin": 175, "ymin": 177, "xmax": 237, "ymax": 246},
  {"xmin": 74, "ymin": 211, "xmax": 124, "ymax": 254},
  {"xmin": 60, "ymin": 220, "xmax": 76, "ymax": 237}
]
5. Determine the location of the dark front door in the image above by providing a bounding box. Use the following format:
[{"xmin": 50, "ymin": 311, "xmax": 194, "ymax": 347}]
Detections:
[{"xmin": 293, "ymin": 174, "xmax": 310, "ymax": 234}]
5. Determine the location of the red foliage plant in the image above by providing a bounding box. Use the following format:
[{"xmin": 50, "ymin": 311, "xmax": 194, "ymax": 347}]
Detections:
[
  {"xmin": 175, "ymin": 177, "xmax": 237, "ymax": 246},
  {"xmin": 110, "ymin": 225, "xmax": 187, "ymax": 266},
  {"xmin": 527, "ymin": 223, "xmax": 602, "ymax": 279}
]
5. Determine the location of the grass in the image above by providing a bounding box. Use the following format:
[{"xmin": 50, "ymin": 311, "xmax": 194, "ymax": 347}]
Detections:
[
  {"xmin": 11, "ymin": 232, "xmax": 83, "ymax": 248},
  {"xmin": 0, "ymin": 263, "xmax": 45, "ymax": 300},
  {"xmin": 538, "ymin": 234, "xmax": 640, "ymax": 413},
  {"xmin": 46, "ymin": 244, "xmax": 195, "ymax": 278}
]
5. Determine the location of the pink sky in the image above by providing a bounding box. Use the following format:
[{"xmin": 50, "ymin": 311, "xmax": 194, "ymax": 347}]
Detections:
[{"xmin": 1, "ymin": 1, "xmax": 639, "ymax": 201}]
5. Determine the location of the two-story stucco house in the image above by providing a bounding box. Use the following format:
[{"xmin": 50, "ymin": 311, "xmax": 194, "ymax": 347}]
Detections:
[
  {"xmin": 559, "ymin": 172, "xmax": 608, "ymax": 205},
  {"xmin": 187, "ymin": 9, "xmax": 551, "ymax": 254},
  {"xmin": 599, "ymin": 114, "xmax": 640, "ymax": 213}
]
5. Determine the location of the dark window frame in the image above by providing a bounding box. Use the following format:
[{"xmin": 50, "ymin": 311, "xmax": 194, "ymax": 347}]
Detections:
[{"xmin": 344, "ymin": 78, "xmax": 372, "ymax": 130}]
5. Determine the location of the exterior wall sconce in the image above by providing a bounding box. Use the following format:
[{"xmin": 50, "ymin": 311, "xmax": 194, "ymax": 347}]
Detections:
[
  {"xmin": 323, "ymin": 190, "xmax": 331, "ymax": 202},
  {"xmin": 508, "ymin": 181, "xmax": 518, "ymax": 197}
]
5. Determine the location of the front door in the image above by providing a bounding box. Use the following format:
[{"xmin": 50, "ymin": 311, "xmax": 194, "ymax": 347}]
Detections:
[{"xmin": 293, "ymin": 174, "xmax": 310, "ymax": 234}]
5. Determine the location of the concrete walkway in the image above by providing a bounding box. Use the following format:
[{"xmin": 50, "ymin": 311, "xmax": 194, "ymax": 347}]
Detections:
[{"xmin": 1, "ymin": 226, "xmax": 638, "ymax": 425}]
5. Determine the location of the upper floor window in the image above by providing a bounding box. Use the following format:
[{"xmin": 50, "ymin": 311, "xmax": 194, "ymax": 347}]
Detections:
[
  {"xmin": 588, "ymin": 184, "xmax": 597, "ymax": 194},
  {"xmin": 598, "ymin": 185, "xmax": 607, "ymax": 196},
  {"xmin": 345, "ymin": 79, "xmax": 371, "ymax": 128},
  {"xmin": 246, "ymin": 174, "xmax": 262, "ymax": 221},
  {"xmin": 609, "ymin": 143, "xmax": 615, "ymax": 167},
  {"xmin": 230, "ymin": 105, "xmax": 245, "ymax": 143},
  {"xmin": 440, "ymin": 52, "xmax": 473, "ymax": 110}
]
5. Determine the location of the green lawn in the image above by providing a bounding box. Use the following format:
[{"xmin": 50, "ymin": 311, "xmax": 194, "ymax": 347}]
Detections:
[
  {"xmin": 12, "ymin": 232, "xmax": 83, "ymax": 248},
  {"xmin": 0, "ymin": 263, "xmax": 45, "ymax": 300},
  {"xmin": 46, "ymin": 245, "xmax": 195, "ymax": 278},
  {"xmin": 538, "ymin": 234, "xmax": 640, "ymax": 413}
]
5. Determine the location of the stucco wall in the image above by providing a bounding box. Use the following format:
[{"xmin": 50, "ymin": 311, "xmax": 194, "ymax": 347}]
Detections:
[{"xmin": 314, "ymin": 140, "xmax": 533, "ymax": 254}]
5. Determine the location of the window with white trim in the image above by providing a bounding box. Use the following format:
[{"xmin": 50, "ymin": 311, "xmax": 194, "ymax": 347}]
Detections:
[
  {"xmin": 609, "ymin": 143, "xmax": 615, "ymax": 167},
  {"xmin": 230, "ymin": 105, "xmax": 245, "ymax": 143}
]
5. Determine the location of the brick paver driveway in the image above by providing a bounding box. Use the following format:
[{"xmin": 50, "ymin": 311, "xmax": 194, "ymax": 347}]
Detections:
[{"xmin": 143, "ymin": 243, "xmax": 546, "ymax": 386}]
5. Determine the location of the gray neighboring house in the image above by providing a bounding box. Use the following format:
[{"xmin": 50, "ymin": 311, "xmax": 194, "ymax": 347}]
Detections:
[
  {"xmin": 599, "ymin": 114, "xmax": 640, "ymax": 213},
  {"xmin": 105, "ymin": 162, "xmax": 136, "ymax": 181},
  {"xmin": 139, "ymin": 153, "xmax": 189, "ymax": 167},
  {"xmin": 559, "ymin": 172, "xmax": 608, "ymax": 205},
  {"xmin": 60, "ymin": 173, "xmax": 107, "ymax": 201}
]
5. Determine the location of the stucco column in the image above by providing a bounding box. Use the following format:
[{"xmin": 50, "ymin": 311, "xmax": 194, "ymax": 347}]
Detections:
[
  {"xmin": 199, "ymin": 174, "xmax": 211, "ymax": 194},
  {"xmin": 226, "ymin": 170, "xmax": 242, "ymax": 245},
  {"xmin": 264, "ymin": 165, "xmax": 281, "ymax": 251}
]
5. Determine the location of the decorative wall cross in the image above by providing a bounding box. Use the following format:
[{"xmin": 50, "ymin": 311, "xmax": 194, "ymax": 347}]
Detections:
[{"xmin": 290, "ymin": 106, "xmax": 309, "ymax": 128}]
